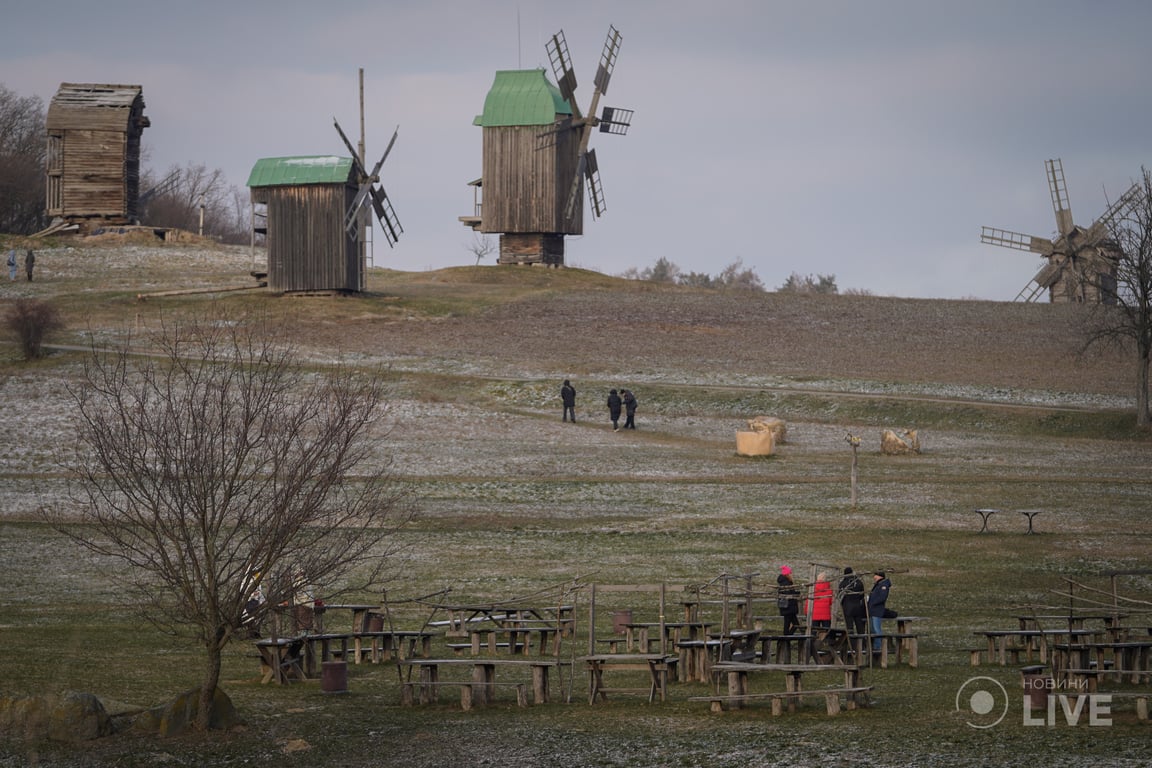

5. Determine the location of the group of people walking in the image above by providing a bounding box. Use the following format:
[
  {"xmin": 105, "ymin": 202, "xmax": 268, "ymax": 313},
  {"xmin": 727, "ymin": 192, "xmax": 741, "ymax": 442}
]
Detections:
[
  {"xmin": 559, "ymin": 379, "xmax": 638, "ymax": 431},
  {"xmin": 776, "ymin": 565, "xmax": 894, "ymax": 656},
  {"xmin": 6, "ymin": 248, "xmax": 34, "ymax": 281}
]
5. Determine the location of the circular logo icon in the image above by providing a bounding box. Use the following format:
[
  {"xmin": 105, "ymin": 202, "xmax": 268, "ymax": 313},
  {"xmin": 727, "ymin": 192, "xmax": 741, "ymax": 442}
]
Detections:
[{"xmin": 955, "ymin": 676, "xmax": 1009, "ymax": 729}]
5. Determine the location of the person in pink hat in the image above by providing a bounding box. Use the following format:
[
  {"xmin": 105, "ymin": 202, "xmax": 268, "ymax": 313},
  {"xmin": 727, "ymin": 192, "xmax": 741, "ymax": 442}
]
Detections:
[{"xmin": 776, "ymin": 565, "xmax": 800, "ymax": 635}]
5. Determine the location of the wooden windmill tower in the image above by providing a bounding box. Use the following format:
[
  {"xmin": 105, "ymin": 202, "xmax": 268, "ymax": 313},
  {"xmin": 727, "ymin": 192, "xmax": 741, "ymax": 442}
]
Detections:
[
  {"xmin": 461, "ymin": 25, "xmax": 633, "ymax": 265},
  {"xmin": 981, "ymin": 159, "xmax": 1139, "ymax": 303}
]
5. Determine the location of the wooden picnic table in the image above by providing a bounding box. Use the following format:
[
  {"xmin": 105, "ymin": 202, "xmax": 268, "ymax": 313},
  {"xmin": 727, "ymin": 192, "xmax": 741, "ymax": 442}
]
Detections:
[
  {"xmin": 1052, "ymin": 639, "xmax": 1152, "ymax": 685},
  {"xmin": 1013, "ymin": 614, "xmax": 1128, "ymax": 632},
  {"xmin": 429, "ymin": 603, "xmax": 574, "ymax": 638},
  {"xmin": 680, "ymin": 597, "xmax": 749, "ymax": 625},
  {"xmin": 757, "ymin": 633, "xmax": 815, "ymax": 665},
  {"xmin": 322, "ymin": 603, "xmax": 380, "ymax": 633},
  {"xmin": 578, "ymin": 653, "xmax": 678, "ymax": 704},
  {"xmin": 974, "ymin": 628, "xmax": 1096, "ymax": 666},
  {"xmin": 467, "ymin": 621, "xmax": 563, "ymax": 657}
]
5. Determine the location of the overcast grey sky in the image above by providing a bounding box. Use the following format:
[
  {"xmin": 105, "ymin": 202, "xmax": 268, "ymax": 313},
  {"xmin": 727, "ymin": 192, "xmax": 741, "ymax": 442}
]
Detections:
[{"xmin": 3, "ymin": 0, "xmax": 1150, "ymax": 299}]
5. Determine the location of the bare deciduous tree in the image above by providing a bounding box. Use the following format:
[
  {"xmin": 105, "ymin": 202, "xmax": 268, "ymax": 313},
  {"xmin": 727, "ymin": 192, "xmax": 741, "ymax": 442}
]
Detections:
[
  {"xmin": 54, "ymin": 308, "xmax": 413, "ymax": 729},
  {"xmin": 0, "ymin": 83, "xmax": 47, "ymax": 234},
  {"xmin": 1086, "ymin": 167, "xmax": 1152, "ymax": 426},
  {"xmin": 465, "ymin": 233, "xmax": 495, "ymax": 265},
  {"xmin": 140, "ymin": 163, "xmax": 251, "ymax": 243}
]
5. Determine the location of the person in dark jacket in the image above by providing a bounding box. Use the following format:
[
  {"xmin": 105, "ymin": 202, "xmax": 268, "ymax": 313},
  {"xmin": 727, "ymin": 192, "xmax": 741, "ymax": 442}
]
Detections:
[
  {"xmin": 561, "ymin": 379, "xmax": 577, "ymax": 422},
  {"xmin": 777, "ymin": 565, "xmax": 800, "ymax": 635},
  {"xmin": 838, "ymin": 566, "xmax": 867, "ymax": 637},
  {"xmin": 621, "ymin": 389, "xmax": 637, "ymax": 429},
  {"xmin": 867, "ymin": 571, "xmax": 891, "ymax": 653},
  {"xmin": 607, "ymin": 389, "xmax": 622, "ymax": 431}
]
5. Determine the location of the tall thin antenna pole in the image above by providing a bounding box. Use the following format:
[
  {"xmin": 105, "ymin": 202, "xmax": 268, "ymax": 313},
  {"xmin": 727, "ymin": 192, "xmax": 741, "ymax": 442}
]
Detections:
[
  {"xmin": 357, "ymin": 68, "xmax": 366, "ymax": 166},
  {"xmin": 516, "ymin": 7, "xmax": 521, "ymax": 68}
]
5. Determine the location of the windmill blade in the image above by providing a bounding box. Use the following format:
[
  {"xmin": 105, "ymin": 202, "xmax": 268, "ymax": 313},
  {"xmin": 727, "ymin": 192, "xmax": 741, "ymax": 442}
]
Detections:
[
  {"xmin": 1045, "ymin": 158, "xmax": 1074, "ymax": 236},
  {"xmin": 599, "ymin": 107, "xmax": 633, "ymax": 135},
  {"xmin": 563, "ymin": 152, "xmax": 586, "ymax": 224},
  {"xmin": 1096, "ymin": 182, "xmax": 1142, "ymax": 229},
  {"xmin": 333, "ymin": 118, "xmax": 369, "ymax": 178},
  {"xmin": 546, "ymin": 30, "xmax": 579, "ymax": 113},
  {"xmin": 584, "ymin": 148, "xmax": 605, "ymax": 219},
  {"xmin": 594, "ymin": 25, "xmax": 622, "ymax": 96},
  {"xmin": 370, "ymin": 186, "xmax": 402, "ymax": 247},
  {"xmin": 368, "ymin": 126, "xmax": 399, "ymax": 178},
  {"xmin": 980, "ymin": 226, "xmax": 1055, "ymax": 255}
]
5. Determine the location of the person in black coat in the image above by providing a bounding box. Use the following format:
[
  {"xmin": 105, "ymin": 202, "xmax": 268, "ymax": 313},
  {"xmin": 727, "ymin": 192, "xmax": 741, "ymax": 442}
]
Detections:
[
  {"xmin": 838, "ymin": 567, "xmax": 867, "ymax": 636},
  {"xmin": 561, "ymin": 379, "xmax": 577, "ymax": 422},
  {"xmin": 867, "ymin": 571, "xmax": 892, "ymax": 653},
  {"xmin": 777, "ymin": 566, "xmax": 800, "ymax": 635},
  {"xmin": 607, "ymin": 389, "xmax": 622, "ymax": 431},
  {"xmin": 621, "ymin": 389, "xmax": 637, "ymax": 429}
]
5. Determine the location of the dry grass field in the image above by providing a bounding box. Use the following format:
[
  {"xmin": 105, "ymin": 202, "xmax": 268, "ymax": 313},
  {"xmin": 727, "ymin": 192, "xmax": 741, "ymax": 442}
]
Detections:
[{"xmin": 1, "ymin": 236, "xmax": 1151, "ymax": 767}]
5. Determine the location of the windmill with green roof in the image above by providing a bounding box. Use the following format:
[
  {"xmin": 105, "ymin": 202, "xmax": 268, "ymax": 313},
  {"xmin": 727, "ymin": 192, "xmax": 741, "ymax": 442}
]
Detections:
[{"xmin": 461, "ymin": 25, "xmax": 632, "ymax": 266}]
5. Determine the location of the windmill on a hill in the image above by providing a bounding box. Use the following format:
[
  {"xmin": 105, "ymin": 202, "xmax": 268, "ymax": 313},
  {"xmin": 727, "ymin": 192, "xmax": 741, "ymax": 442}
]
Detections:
[
  {"xmin": 981, "ymin": 159, "xmax": 1139, "ymax": 303},
  {"xmin": 247, "ymin": 69, "xmax": 401, "ymax": 293},
  {"xmin": 460, "ymin": 25, "xmax": 633, "ymax": 265}
]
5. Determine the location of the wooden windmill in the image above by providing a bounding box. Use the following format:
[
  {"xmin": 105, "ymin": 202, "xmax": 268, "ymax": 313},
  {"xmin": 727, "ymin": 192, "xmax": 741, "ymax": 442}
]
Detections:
[
  {"xmin": 248, "ymin": 70, "xmax": 400, "ymax": 293},
  {"xmin": 461, "ymin": 25, "xmax": 633, "ymax": 265},
  {"xmin": 981, "ymin": 159, "xmax": 1139, "ymax": 303}
]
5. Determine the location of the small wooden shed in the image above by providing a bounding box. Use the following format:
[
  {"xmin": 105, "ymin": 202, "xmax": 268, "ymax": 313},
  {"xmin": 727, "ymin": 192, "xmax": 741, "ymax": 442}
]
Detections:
[
  {"xmin": 464, "ymin": 69, "xmax": 581, "ymax": 265},
  {"xmin": 45, "ymin": 83, "xmax": 150, "ymax": 229},
  {"xmin": 247, "ymin": 156, "xmax": 362, "ymax": 293}
]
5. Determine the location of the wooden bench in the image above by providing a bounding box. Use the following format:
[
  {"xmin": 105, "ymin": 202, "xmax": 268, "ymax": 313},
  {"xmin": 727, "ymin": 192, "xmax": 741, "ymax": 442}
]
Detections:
[
  {"xmin": 446, "ymin": 641, "xmax": 523, "ymax": 655},
  {"xmin": 1063, "ymin": 668, "xmax": 1152, "ymax": 692},
  {"xmin": 401, "ymin": 680, "xmax": 528, "ymax": 710},
  {"xmin": 1102, "ymin": 691, "xmax": 1150, "ymax": 720},
  {"xmin": 847, "ymin": 633, "xmax": 919, "ymax": 668},
  {"xmin": 691, "ymin": 686, "xmax": 874, "ymax": 715},
  {"xmin": 398, "ymin": 658, "xmax": 569, "ymax": 706}
]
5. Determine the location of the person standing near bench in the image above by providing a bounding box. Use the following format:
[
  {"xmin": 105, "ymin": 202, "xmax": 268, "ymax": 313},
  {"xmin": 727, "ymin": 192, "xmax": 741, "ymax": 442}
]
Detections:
[
  {"xmin": 867, "ymin": 571, "xmax": 892, "ymax": 655},
  {"xmin": 561, "ymin": 379, "xmax": 577, "ymax": 423},
  {"xmin": 808, "ymin": 572, "xmax": 833, "ymax": 630},
  {"xmin": 777, "ymin": 565, "xmax": 800, "ymax": 636},
  {"xmin": 838, "ymin": 567, "xmax": 867, "ymax": 636}
]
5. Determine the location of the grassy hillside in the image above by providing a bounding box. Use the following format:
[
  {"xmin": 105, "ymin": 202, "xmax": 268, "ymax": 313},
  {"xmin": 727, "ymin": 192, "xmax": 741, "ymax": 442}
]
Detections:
[{"xmin": 1, "ymin": 238, "xmax": 1150, "ymax": 767}]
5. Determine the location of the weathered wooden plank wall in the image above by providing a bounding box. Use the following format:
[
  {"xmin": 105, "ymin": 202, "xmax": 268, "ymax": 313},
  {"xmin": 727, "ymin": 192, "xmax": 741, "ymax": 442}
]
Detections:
[
  {"xmin": 480, "ymin": 125, "xmax": 582, "ymax": 235},
  {"xmin": 254, "ymin": 184, "xmax": 359, "ymax": 293}
]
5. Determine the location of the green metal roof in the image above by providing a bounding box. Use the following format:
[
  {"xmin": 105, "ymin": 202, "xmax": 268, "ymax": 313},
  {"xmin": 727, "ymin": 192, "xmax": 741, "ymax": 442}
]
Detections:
[
  {"xmin": 246, "ymin": 156, "xmax": 354, "ymax": 188},
  {"xmin": 473, "ymin": 69, "xmax": 572, "ymax": 127}
]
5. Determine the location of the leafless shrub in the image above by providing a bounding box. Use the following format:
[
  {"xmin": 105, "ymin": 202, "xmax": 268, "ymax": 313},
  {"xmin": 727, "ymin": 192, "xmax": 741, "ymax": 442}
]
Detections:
[{"xmin": 3, "ymin": 298, "xmax": 63, "ymax": 360}]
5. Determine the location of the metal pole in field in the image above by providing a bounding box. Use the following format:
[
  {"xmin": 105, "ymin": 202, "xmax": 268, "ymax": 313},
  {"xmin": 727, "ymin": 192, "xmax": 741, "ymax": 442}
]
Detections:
[{"xmin": 846, "ymin": 433, "xmax": 861, "ymax": 509}]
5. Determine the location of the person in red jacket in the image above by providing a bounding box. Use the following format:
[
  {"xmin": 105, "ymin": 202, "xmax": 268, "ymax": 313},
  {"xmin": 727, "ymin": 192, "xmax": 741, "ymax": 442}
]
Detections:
[{"xmin": 807, "ymin": 572, "xmax": 834, "ymax": 630}]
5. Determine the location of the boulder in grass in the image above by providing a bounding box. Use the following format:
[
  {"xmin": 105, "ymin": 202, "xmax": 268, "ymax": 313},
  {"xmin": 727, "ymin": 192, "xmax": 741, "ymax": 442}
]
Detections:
[
  {"xmin": 0, "ymin": 691, "xmax": 111, "ymax": 742},
  {"xmin": 133, "ymin": 687, "xmax": 242, "ymax": 737}
]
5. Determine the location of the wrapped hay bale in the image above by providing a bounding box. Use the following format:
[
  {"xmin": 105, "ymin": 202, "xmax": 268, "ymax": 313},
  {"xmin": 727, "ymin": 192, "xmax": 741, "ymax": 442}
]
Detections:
[{"xmin": 736, "ymin": 429, "xmax": 775, "ymax": 456}]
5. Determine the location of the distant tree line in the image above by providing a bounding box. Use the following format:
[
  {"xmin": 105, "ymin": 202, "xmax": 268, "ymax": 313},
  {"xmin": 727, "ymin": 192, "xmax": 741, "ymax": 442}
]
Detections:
[
  {"xmin": 620, "ymin": 261, "xmax": 876, "ymax": 296},
  {"xmin": 0, "ymin": 81, "xmax": 249, "ymax": 242},
  {"xmin": 620, "ymin": 257, "xmax": 765, "ymax": 291}
]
